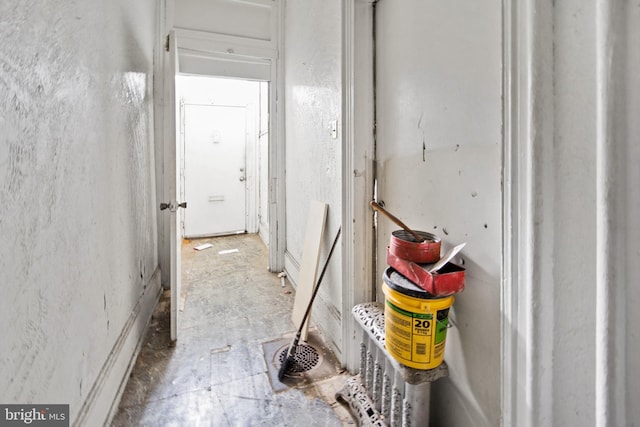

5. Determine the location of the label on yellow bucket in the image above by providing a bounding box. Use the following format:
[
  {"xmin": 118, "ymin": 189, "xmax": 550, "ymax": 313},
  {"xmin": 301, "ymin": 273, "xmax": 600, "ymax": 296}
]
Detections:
[
  {"xmin": 433, "ymin": 309, "xmax": 450, "ymax": 361},
  {"xmin": 381, "ymin": 280, "xmax": 453, "ymax": 370},
  {"xmin": 385, "ymin": 300, "xmax": 435, "ymax": 365}
]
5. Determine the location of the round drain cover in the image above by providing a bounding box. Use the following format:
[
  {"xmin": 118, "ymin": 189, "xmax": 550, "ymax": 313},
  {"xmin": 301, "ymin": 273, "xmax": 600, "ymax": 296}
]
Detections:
[{"xmin": 278, "ymin": 344, "xmax": 320, "ymax": 373}]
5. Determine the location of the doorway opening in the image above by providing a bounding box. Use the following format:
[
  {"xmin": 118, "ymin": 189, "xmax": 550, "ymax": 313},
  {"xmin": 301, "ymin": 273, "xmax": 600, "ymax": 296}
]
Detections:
[
  {"xmin": 175, "ymin": 75, "xmax": 270, "ymax": 244},
  {"xmin": 162, "ymin": 31, "xmax": 284, "ymax": 344}
]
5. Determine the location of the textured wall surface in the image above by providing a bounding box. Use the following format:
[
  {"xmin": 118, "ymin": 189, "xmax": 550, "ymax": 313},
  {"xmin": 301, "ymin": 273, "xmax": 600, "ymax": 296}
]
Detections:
[
  {"xmin": 0, "ymin": 0, "xmax": 158, "ymax": 423},
  {"xmin": 375, "ymin": 1, "xmax": 502, "ymax": 426},
  {"xmin": 511, "ymin": 2, "xmax": 640, "ymax": 425},
  {"xmin": 283, "ymin": 0, "xmax": 343, "ymax": 354}
]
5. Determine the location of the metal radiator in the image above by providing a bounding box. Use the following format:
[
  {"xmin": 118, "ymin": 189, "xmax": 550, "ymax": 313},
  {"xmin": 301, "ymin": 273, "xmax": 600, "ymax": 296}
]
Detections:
[{"xmin": 336, "ymin": 302, "xmax": 448, "ymax": 427}]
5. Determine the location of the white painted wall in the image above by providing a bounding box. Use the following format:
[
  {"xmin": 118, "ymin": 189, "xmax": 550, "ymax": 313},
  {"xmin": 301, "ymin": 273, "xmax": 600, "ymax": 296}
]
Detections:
[
  {"xmin": 375, "ymin": 1, "xmax": 502, "ymax": 426},
  {"xmin": 282, "ymin": 0, "xmax": 344, "ymax": 354},
  {"xmin": 0, "ymin": 0, "xmax": 160, "ymax": 425}
]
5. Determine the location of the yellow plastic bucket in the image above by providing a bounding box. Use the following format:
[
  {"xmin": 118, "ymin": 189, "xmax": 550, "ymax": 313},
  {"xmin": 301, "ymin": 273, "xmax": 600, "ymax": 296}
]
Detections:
[{"xmin": 382, "ymin": 268, "xmax": 454, "ymax": 370}]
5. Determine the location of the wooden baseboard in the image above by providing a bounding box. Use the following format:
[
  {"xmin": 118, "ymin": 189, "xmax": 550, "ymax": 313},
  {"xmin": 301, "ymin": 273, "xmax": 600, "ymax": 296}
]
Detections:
[{"xmin": 73, "ymin": 268, "xmax": 162, "ymax": 427}]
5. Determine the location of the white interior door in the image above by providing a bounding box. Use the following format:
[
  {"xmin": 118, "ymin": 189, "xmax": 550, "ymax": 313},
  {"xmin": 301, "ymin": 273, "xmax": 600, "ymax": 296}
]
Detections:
[
  {"xmin": 183, "ymin": 104, "xmax": 247, "ymax": 237},
  {"xmin": 166, "ymin": 30, "xmax": 182, "ymax": 342}
]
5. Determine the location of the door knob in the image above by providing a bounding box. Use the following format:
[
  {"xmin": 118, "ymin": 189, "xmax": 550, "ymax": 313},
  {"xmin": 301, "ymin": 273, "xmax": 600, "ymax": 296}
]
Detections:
[
  {"xmin": 239, "ymin": 176, "xmax": 245, "ymax": 182},
  {"xmin": 160, "ymin": 201, "xmax": 187, "ymax": 212}
]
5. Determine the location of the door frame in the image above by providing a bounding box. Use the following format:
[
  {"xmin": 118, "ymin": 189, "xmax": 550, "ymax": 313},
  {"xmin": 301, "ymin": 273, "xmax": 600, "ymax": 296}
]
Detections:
[
  {"xmin": 158, "ymin": 25, "xmax": 285, "ymax": 288},
  {"xmin": 171, "ymin": 29, "xmax": 284, "ymax": 272},
  {"xmin": 163, "ymin": 29, "xmax": 182, "ymax": 341},
  {"xmin": 502, "ymin": 0, "xmax": 548, "ymax": 425},
  {"xmin": 341, "ymin": 0, "xmax": 377, "ymax": 371}
]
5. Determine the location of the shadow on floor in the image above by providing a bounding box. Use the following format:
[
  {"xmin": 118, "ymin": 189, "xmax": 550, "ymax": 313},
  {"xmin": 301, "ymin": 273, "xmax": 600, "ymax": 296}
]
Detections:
[{"xmin": 111, "ymin": 233, "xmax": 354, "ymax": 426}]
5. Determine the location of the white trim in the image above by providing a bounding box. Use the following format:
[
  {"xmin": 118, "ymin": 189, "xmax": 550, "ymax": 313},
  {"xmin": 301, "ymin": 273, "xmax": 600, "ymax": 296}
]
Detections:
[
  {"xmin": 178, "ymin": 52, "xmax": 271, "ymax": 82},
  {"xmin": 167, "ymin": 29, "xmax": 182, "ymax": 342},
  {"xmin": 500, "ymin": 2, "xmax": 516, "ymax": 423},
  {"xmin": 179, "ymin": 99, "xmax": 185, "ymax": 236},
  {"xmin": 245, "ymin": 101, "xmax": 260, "ymax": 234},
  {"xmin": 155, "ymin": 0, "xmax": 170, "ymax": 286},
  {"xmin": 502, "ymin": 1, "xmax": 558, "ymax": 426},
  {"xmin": 174, "ymin": 27, "xmax": 278, "ymax": 59},
  {"xmin": 341, "ymin": 0, "xmax": 376, "ymax": 372},
  {"xmin": 594, "ymin": 4, "xmax": 612, "ymax": 422},
  {"xmin": 74, "ymin": 269, "xmax": 162, "ymax": 427},
  {"xmin": 179, "ymin": 48, "xmax": 271, "ymax": 66},
  {"xmin": 595, "ymin": 2, "xmax": 627, "ymax": 425},
  {"xmin": 501, "ymin": 1, "xmax": 535, "ymax": 425},
  {"xmin": 268, "ymin": 0, "xmax": 286, "ymax": 272},
  {"xmin": 341, "ymin": 0, "xmax": 358, "ymax": 373},
  {"xmin": 231, "ymin": 0, "xmax": 275, "ymax": 7}
]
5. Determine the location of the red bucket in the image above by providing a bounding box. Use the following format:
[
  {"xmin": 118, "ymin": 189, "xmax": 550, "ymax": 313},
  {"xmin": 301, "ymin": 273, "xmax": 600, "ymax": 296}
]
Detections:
[{"xmin": 388, "ymin": 230, "xmax": 441, "ymax": 264}]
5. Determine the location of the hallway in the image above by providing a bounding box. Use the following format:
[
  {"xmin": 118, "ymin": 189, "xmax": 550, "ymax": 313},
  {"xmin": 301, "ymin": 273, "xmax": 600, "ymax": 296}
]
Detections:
[{"xmin": 111, "ymin": 234, "xmax": 353, "ymax": 426}]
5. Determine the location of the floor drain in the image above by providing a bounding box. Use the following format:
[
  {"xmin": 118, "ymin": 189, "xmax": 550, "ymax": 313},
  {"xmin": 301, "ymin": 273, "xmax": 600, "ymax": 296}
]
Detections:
[
  {"xmin": 278, "ymin": 344, "xmax": 320, "ymax": 373},
  {"xmin": 264, "ymin": 333, "xmax": 339, "ymax": 389}
]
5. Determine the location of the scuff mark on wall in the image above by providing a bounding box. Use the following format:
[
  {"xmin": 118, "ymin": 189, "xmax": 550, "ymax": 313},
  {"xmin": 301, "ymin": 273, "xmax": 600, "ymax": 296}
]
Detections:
[{"xmin": 418, "ymin": 112, "xmax": 427, "ymax": 162}]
